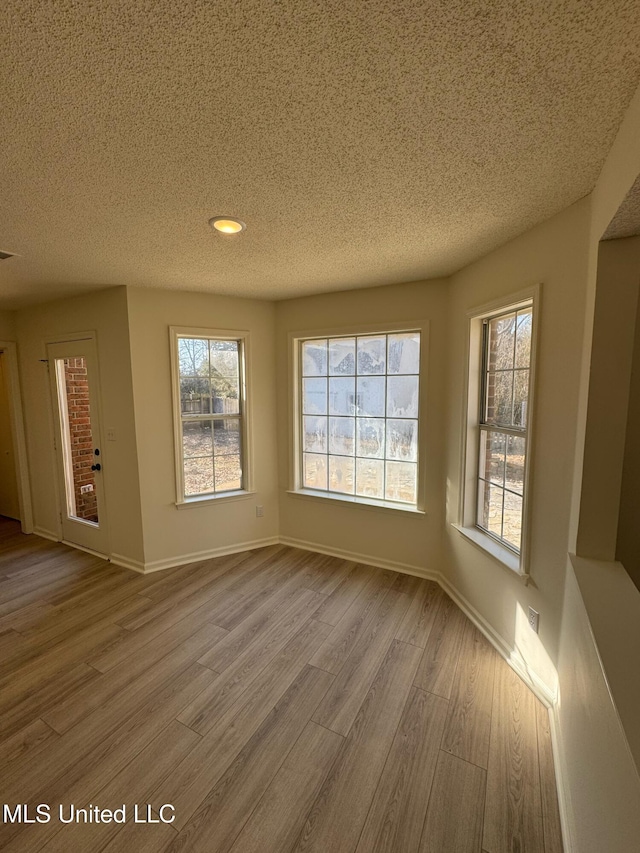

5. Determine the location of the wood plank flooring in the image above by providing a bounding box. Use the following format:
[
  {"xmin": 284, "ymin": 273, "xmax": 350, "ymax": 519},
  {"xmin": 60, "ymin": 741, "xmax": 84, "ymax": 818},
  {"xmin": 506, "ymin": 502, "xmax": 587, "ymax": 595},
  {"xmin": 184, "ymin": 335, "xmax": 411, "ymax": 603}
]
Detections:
[{"xmin": 0, "ymin": 517, "xmax": 563, "ymax": 853}]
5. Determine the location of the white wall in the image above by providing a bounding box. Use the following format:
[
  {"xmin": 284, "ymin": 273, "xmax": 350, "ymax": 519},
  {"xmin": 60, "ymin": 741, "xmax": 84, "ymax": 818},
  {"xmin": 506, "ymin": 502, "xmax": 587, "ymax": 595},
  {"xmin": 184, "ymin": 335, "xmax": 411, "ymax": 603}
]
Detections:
[
  {"xmin": 15, "ymin": 287, "xmax": 144, "ymax": 565},
  {"xmin": 126, "ymin": 287, "xmax": 279, "ymax": 569},
  {"xmin": 275, "ymin": 279, "xmax": 449, "ymax": 574}
]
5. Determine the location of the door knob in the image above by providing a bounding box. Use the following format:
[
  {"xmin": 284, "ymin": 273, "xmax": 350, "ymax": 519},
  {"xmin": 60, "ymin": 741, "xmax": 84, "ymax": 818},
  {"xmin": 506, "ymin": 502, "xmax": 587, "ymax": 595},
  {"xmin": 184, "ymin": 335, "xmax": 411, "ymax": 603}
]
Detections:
[{"xmin": 91, "ymin": 463, "xmax": 101, "ymax": 471}]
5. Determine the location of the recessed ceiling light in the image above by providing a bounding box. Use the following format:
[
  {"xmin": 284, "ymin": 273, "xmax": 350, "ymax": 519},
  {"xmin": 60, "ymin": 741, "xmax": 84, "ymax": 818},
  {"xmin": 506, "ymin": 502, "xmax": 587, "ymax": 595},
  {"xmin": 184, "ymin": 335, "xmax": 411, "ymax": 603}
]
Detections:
[{"xmin": 209, "ymin": 216, "xmax": 246, "ymax": 235}]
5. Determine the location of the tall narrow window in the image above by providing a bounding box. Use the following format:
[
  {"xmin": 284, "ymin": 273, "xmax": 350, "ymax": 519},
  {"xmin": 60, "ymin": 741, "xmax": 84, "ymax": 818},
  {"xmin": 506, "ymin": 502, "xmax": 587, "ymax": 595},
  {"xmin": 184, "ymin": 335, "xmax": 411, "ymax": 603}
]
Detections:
[
  {"xmin": 171, "ymin": 330, "xmax": 247, "ymax": 503},
  {"xmin": 477, "ymin": 304, "xmax": 532, "ymax": 552},
  {"xmin": 298, "ymin": 331, "xmax": 421, "ymax": 507}
]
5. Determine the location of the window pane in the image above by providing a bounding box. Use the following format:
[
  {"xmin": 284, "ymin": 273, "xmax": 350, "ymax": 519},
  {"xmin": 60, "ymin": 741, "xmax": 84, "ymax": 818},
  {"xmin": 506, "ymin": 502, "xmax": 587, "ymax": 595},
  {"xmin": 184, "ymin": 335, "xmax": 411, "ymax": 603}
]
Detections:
[
  {"xmin": 303, "ymin": 416, "xmax": 327, "ymax": 453},
  {"xmin": 386, "ymin": 419, "xmax": 418, "ymax": 462},
  {"xmin": 302, "ymin": 339, "xmax": 327, "ymax": 376},
  {"xmin": 506, "ymin": 434, "xmax": 526, "ymax": 495},
  {"xmin": 477, "ymin": 480, "xmax": 503, "ymax": 538},
  {"xmin": 356, "ymin": 418, "xmax": 385, "ymax": 458},
  {"xmin": 355, "ymin": 458, "xmax": 384, "ymax": 499},
  {"xmin": 479, "ymin": 429, "xmax": 506, "ymax": 486},
  {"xmin": 329, "ymin": 338, "xmax": 355, "ymax": 375},
  {"xmin": 387, "ymin": 333, "xmax": 420, "ymax": 374},
  {"xmin": 329, "ymin": 417, "xmax": 355, "ymax": 455},
  {"xmin": 183, "ymin": 420, "xmax": 213, "ymax": 458},
  {"xmin": 485, "ymin": 370, "xmax": 512, "ymax": 425},
  {"xmin": 213, "ymin": 419, "xmax": 241, "ymax": 456},
  {"xmin": 503, "ymin": 491, "xmax": 523, "ymax": 551},
  {"xmin": 329, "ymin": 455, "xmax": 355, "ymax": 494},
  {"xmin": 214, "ymin": 454, "xmax": 242, "ymax": 492},
  {"xmin": 513, "ymin": 369, "xmax": 530, "ymax": 427},
  {"xmin": 515, "ymin": 309, "xmax": 532, "ymax": 368},
  {"xmin": 357, "ymin": 336, "xmax": 386, "ymax": 374},
  {"xmin": 184, "ymin": 457, "xmax": 214, "ymax": 496},
  {"xmin": 329, "ymin": 377, "xmax": 355, "ymax": 415},
  {"xmin": 304, "ymin": 453, "xmax": 328, "ymax": 490},
  {"xmin": 387, "ymin": 375, "xmax": 419, "ymax": 418},
  {"xmin": 181, "ymin": 377, "xmax": 211, "ymax": 414},
  {"xmin": 385, "ymin": 461, "xmax": 417, "ymax": 503},
  {"xmin": 303, "ymin": 378, "xmax": 327, "ymax": 415},
  {"xmin": 179, "ymin": 338, "xmax": 209, "ymax": 376},
  {"xmin": 357, "ymin": 376, "xmax": 385, "ymax": 417},
  {"xmin": 487, "ymin": 314, "xmax": 516, "ymax": 372}
]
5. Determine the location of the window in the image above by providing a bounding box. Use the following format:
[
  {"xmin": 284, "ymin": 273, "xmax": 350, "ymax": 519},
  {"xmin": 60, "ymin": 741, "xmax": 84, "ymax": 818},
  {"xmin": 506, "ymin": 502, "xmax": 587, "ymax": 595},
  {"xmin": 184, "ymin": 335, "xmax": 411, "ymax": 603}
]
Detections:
[
  {"xmin": 477, "ymin": 305, "xmax": 532, "ymax": 551},
  {"xmin": 170, "ymin": 329, "xmax": 248, "ymax": 504},
  {"xmin": 457, "ymin": 290, "xmax": 537, "ymax": 575},
  {"xmin": 298, "ymin": 331, "xmax": 421, "ymax": 507}
]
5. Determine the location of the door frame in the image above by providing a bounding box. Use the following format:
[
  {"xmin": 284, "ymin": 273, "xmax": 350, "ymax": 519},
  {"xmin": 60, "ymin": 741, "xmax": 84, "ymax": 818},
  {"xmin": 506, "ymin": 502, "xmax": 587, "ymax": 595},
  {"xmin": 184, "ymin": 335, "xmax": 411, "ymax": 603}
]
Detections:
[
  {"xmin": 45, "ymin": 331, "xmax": 110, "ymax": 557},
  {"xmin": 0, "ymin": 340, "xmax": 34, "ymax": 533}
]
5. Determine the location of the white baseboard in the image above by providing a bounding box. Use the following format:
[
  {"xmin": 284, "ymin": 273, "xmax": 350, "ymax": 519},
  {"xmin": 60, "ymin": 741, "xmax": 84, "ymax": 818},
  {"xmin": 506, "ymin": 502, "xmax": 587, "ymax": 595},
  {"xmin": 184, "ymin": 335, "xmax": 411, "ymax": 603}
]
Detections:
[
  {"xmin": 139, "ymin": 536, "xmax": 281, "ymax": 574},
  {"xmin": 548, "ymin": 703, "xmax": 575, "ymax": 853},
  {"xmin": 110, "ymin": 553, "xmax": 146, "ymax": 574},
  {"xmin": 437, "ymin": 573, "xmax": 556, "ymax": 708},
  {"xmin": 33, "ymin": 526, "xmax": 60, "ymax": 543},
  {"xmin": 278, "ymin": 535, "xmax": 440, "ymax": 583}
]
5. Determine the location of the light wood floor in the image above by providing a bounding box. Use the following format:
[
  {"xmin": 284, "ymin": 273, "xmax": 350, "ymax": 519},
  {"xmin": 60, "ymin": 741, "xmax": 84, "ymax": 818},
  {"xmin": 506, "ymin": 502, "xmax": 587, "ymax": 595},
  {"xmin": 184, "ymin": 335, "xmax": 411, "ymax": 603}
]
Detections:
[{"xmin": 0, "ymin": 517, "xmax": 563, "ymax": 853}]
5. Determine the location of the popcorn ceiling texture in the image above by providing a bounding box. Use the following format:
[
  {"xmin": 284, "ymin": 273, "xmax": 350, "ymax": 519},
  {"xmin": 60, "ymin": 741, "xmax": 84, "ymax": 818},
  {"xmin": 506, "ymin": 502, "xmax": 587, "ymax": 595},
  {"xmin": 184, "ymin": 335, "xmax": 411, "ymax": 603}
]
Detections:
[
  {"xmin": 603, "ymin": 175, "xmax": 640, "ymax": 240},
  {"xmin": 1, "ymin": 0, "xmax": 640, "ymax": 307}
]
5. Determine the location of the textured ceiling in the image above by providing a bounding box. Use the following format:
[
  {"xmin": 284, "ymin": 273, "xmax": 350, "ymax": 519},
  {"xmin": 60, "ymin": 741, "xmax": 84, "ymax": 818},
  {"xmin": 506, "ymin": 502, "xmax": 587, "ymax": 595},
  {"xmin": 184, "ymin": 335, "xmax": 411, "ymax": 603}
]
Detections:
[
  {"xmin": 2, "ymin": 1, "xmax": 640, "ymax": 309},
  {"xmin": 603, "ymin": 173, "xmax": 640, "ymax": 239}
]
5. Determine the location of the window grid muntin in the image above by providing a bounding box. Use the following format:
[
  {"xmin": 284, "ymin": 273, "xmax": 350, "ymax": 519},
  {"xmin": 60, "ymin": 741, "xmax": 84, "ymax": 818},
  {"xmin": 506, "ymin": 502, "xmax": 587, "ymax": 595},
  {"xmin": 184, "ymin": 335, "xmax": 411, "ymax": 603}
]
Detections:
[
  {"xmin": 178, "ymin": 336, "xmax": 245, "ymax": 498},
  {"xmin": 300, "ymin": 332, "xmax": 420, "ymax": 505},
  {"xmin": 476, "ymin": 305, "xmax": 532, "ymax": 551}
]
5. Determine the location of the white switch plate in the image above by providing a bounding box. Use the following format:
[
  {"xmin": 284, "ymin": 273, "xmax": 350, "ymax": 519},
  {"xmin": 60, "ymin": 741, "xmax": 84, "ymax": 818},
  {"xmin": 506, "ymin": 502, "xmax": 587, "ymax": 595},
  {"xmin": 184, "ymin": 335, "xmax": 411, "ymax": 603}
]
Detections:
[
  {"xmin": 528, "ymin": 607, "xmax": 540, "ymax": 633},
  {"xmin": 256, "ymin": 505, "xmax": 264, "ymax": 517}
]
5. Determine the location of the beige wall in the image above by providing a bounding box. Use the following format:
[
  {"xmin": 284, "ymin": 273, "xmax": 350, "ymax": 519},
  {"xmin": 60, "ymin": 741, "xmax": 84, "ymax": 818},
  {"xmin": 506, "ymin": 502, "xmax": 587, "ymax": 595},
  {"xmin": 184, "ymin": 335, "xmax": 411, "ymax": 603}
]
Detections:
[
  {"xmin": 578, "ymin": 236, "xmax": 640, "ymax": 561},
  {"xmin": 126, "ymin": 287, "xmax": 279, "ymax": 568},
  {"xmin": 15, "ymin": 287, "xmax": 144, "ymax": 564},
  {"xmin": 0, "ymin": 309, "xmax": 16, "ymax": 340},
  {"xmin": 275, "ymin": 279, "xmax": 449, "ymax": 573},
  {"xmin": 444, "ymin": 198, "xmax": 592, "ymax": 692},
  {"xmin": 617, "ymin": 274, "xmax": 640, "ymax": 587}
]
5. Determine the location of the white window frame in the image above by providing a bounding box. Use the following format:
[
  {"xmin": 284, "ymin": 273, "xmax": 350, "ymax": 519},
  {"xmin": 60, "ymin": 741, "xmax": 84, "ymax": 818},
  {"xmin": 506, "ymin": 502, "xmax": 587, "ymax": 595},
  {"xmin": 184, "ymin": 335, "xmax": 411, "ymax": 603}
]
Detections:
[
  {"xmin": 289, "ymin": 321, "xmax": 428, "ymax": 515},
  {"xmin": 169, "ymin": 326, "xmax": 253, "ymax": 508},
  {"xmin": 454, "ymin": 286, "xmax": 540, "ymax": 578}
]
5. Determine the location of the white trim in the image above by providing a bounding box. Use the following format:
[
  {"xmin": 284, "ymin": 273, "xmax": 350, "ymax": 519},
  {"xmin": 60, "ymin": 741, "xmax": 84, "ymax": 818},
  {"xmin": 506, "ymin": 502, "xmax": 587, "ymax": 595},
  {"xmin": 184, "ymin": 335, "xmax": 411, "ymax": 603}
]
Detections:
[
  {"xmin": 176, "ymin": 489, "xmax": 255, "ymax": 510},
  {"xmin": 286, "ymin": 489, "xmax": 426, "ymax": 516},
  {"xmin": 140, "ymin": 536, "xmax": 280, "ymax": 574},
  {"xmin": 169, "ymin": 327, "xmax": 252, "ymax": 505},
  {"xmin": 33, "ymin": 526, "xmax": 61, "ymax": 542},
  {"xmin": 0, "ymin": 341, "xmax": 34, "ymax": 533},
  {"xmin": 548, "ymin": 703, "xmax": 576, "ymax": 853},
  {"xmin": 278, "ymin": 535, "xmax": 438, "ymax": 581},
  {"xmin": 110, "ymin": 553, "xmax": 147, "ymax": 574},
  {"xmin": 458, "ymin": 285, "xmax": 541, "ymax": 576},
  {"xmin": 289, "ymin": 322, "xmax": 429, "ymax": 511},
  {"xmin": 451, "ymin": 522, "xmax": 527, "ymax": 579}
]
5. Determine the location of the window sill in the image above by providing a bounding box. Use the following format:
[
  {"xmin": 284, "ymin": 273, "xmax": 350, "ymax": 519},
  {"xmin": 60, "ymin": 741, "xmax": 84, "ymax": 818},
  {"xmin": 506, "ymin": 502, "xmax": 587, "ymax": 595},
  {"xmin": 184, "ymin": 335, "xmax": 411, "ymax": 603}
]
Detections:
[
  {"xmin": 176, "ymin": 490, "xmax": 255, "ymax": 510},
  {"xmin": 287, "ymin": 489, "xmax": 425, "ymax": 517},
  {"xmin": 451, "ymin": 523, "xmax": 528, "ymax": 580}
]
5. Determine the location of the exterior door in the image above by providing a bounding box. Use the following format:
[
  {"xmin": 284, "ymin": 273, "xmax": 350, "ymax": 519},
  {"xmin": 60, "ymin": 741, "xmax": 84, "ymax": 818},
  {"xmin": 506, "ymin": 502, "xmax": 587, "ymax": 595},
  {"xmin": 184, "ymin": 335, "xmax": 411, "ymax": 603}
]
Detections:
[{"xmin": 48, "ymin": 338, "xmax": 109, "ymax": 555}]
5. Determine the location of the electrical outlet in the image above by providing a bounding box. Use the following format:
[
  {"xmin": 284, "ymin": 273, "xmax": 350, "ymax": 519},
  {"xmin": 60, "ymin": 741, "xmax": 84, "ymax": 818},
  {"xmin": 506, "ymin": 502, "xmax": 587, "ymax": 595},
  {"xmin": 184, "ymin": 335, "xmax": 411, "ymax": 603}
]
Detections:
[
  {"xmin": 528, "ymin": 607, "xmax": 540, "ymax": 633},
  {"xmin": 80, "ymin": 484, "xmax": 94, "ymax": 494},
  {"xmin": 106, "ymin": 427, "xmax": 116, "ymax": 441},
  {"xmin": 256, "ymin": 505, "xmax": 264, "ymax": 518}
]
